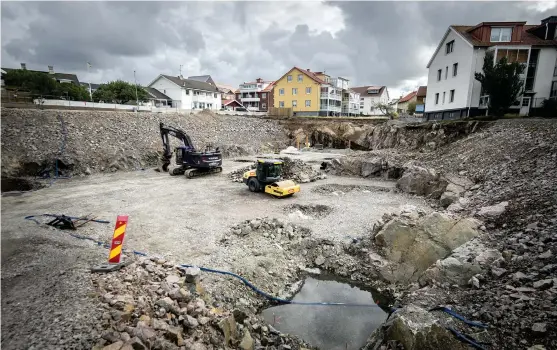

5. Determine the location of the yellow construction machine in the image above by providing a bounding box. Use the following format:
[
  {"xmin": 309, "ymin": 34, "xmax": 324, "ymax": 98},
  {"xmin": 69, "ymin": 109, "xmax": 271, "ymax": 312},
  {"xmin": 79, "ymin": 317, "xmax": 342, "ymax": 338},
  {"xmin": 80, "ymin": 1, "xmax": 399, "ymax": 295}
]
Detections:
[{"xmin": 243, "ymin": 159, "xmax": 300, "ymax": 198}]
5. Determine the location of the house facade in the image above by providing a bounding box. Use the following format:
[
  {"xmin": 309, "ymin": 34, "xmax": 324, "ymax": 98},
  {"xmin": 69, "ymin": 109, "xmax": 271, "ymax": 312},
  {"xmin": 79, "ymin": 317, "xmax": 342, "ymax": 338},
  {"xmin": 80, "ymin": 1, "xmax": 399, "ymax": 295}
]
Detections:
[
  {"xmin": 352, "ymin": 86, "xmax": 390, "ymax": 115},
  {"xmin": 273, "ymin": 68, "xmax": 323, "ymax": 116},
  {"xmin": 236, "ymin": 78, "xmax": 273, "ymax": 111},
  {"xmin": 397, "ymin": 91, "xmax": 418, "ymax": 114},
  {"xmin": 148, "ymin": 74, "xmax": 221, "ymax": 110},
  {"xmin": 425, "ymin": 16, "xmax": 557, "ymax": 119}
]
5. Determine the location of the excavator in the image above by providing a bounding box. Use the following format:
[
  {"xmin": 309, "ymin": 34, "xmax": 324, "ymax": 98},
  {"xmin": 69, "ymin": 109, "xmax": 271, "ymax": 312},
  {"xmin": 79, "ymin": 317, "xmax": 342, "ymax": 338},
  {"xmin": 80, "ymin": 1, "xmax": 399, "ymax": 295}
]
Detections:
[
  {"xmin": 159, "ymin": 122, "xmax": 222, "ymax": 178},
  {"xmin": 243, "ymin": 159, "xmax": 300, "ymax": 197}
]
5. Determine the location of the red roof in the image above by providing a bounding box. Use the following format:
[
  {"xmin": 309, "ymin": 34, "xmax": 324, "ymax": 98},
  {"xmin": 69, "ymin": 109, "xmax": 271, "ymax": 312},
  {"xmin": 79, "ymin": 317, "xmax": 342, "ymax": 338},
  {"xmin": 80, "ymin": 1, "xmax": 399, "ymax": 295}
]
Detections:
[
  {"xmin": 417, "ymin": 86, "xmax": 427, "ymax": 97},
  {"xmin": 223, "ymin": 99, "xmax": 243, "ymax": 107},
  {"xmin": 276, "ymin": 67, "xmax": 327, "ymax": 85},
  {"xmin": 398, "ymin": 91, "xmax": 417, "ymax": 103},
  {"xmin": 451, "ymin": 24, "xmax": 557, "ymax": 47},
  {"xmin": 262, "ymin": 81, "xmax": 275, "ymax": 92}
]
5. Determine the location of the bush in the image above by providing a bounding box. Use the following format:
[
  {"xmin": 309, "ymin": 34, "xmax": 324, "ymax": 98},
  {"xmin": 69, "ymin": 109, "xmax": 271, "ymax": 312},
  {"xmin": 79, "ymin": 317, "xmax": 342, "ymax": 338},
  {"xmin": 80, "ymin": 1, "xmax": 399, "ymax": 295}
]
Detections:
[{"xmin": 540, "ymin": 99, "xmax": 557, "ymax": 118}]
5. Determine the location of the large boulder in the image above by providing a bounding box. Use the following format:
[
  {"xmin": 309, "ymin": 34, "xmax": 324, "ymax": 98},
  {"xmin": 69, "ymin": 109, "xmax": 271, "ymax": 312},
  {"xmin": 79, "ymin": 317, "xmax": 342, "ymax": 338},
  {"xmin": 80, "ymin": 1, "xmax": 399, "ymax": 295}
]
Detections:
[
  {"xmin": 374, "ymin": 212, "xmax": 481, "ymax": 284},
  {"xmin": 361, "ymin": 157, "xmax": 385, "ymax": 177},
  {"xmin": 364, "ymin": 304, "xmax": 468, "ymax": 350},
  {"xmin": 396, "ymin": 163, "xmax": 448, "ymax": 199}
]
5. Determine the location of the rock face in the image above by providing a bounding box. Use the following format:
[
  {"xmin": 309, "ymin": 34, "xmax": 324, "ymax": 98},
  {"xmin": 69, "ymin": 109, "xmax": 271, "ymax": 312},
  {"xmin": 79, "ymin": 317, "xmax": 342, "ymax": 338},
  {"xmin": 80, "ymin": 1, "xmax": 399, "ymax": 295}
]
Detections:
[
  {"xmin": 373, "ymin": 211, "xmax": 481, "ymax": 283},
  {"xmin": 364, "ymin": 304, "xmax": 468, "ymax": 350},
  {"xmin": 1, "ymin": 108, "xmax": 288, "ymax": 177},
  {"xmin": 396, "ymin": 163, "xmax": 448, "ymax": 199}
]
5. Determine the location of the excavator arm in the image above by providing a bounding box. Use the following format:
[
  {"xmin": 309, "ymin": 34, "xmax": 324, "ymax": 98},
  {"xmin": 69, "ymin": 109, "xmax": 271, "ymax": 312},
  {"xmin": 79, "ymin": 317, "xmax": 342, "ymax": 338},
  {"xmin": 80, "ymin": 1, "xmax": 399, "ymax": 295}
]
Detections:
[{"xmin": 159, "ymin": 122, "xmax": 196, "ymax": 171}]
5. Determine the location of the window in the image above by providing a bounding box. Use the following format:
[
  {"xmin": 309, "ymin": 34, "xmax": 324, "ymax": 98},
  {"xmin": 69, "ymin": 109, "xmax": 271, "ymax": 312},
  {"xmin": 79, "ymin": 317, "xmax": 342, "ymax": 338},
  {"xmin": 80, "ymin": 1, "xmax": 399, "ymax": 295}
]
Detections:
[
  {"xmin": 522, "ymin": 97, "xmax": 530, "ymax": 107},
  {"xmin": 453, "ymin": 63, "xmax": 458, "ymax": 77},
  {"xmin": 443, "ymin": 92, "xmax": 446, "ymax": 104},
  {"xmin": 305, "ymin": 100, "xmax": 311, "ymax": 107},
  {"xmin": 306, "ymin": 87, "xmax": 311, "ymax": 94},
  {"xmin": 279, "ymin": 88, "xmax": 284, "ymax": 96},
  {"xmin": 437, "ymin": 69, "xmax": 442, "ymax": 81},
  {"xmin": 279, "ymin": 101, "xmax": 284, "ymax": 107},
  {"xmin": 213, "ymin": 93, "xmax": 217, "ymax": 98},
  {"xmin": 360, "ymin": 97, "xmax": 364, "ymax": 101},
  {"xmin": 186, "ymin": 89, "xmax": 190, "ymax": 95},
  {"xmin": 292, "ymin": 100, "xmax": 297, "ymax": 107},
  {"xmin": 292, "ymin": 88, "xmax": 298, "ymax": 95},
  {"xmin": 449, "ymin": 90, "xmax": 455, "ymax": 103},
  {"xmin": 262, "ymin": 103, "xmax": 267, "ymax": 109},
  {"xmin": 551, "ymin": 81, "xmax": 557, "ymax": 98},
  {"xmin": 490, "ymin": 27, "xmax": 512, "ymax": 42},
  {"xmin": 435, "ymin": 93, "xmax": 439, "ymax": 104},
  {"xmin": 287, "ymin": 75, "xmax": 292, "ymax": 82},
  {"xmin": 445, "ymin": 66, "xmax": 448, "ymax": 79},
  {"xmin": 261, "ymin": 93, "xmax": 266, "ymax": 98},
  {"xmin": 298, "ymin": 74, "xmax": 303, "ymax": 82},
  {"xmin": 445, "ymin": 40, "xmax": 454, "ymax": 54}
]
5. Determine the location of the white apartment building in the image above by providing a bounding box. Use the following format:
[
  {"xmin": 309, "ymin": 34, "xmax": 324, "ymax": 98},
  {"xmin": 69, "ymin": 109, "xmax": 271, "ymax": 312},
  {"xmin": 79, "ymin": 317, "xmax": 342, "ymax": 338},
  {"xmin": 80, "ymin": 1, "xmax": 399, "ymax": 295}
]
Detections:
[
  {"xmin": 352, "ymin": 86, "xmax": 390, "ymax": 115},
  {"xmin": 425, "ymin": 16, "xmax": 557, "ymax": 120},
  {"xmin": 237, "ymin": 78, "xmax": 272, "ymax": 111},
  {"xmin": 319, "ymin": 75, "xmax": 360, "ymax": 116},
  {"xmin": 148, "ymin": 74, "xmax": 222, "ymax": 110}
]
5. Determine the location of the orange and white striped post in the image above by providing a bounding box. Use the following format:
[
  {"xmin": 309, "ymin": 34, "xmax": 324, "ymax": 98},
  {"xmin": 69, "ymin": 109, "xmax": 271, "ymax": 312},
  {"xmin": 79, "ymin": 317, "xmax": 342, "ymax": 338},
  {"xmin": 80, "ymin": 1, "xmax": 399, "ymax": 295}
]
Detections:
[{"xmin": 108, "ymin": 215, "xmax": 128, "ymax": 264}]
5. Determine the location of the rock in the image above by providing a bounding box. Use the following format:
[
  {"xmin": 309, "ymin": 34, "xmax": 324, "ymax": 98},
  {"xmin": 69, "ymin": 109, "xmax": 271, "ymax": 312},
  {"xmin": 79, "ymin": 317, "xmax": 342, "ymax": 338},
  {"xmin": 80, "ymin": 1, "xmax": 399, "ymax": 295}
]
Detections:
[
  {"xmin": 513, "ymin": 272, "xmax": 528, "ymax": 281},
  {"xmin": 152, "ymin": 318, "xmax": 169, "ymax": 331},
  {"xmin": 361, "ymin": 157, "xmax": 384, "ymax": 177},
  {"xmin": 531, "ymin": 323, "xmax": 547, "ymax": 335},
  {"xmin": 439, "ymin": 191, "xmax": 459, "ymax": 208},
  {"xmin": 396, "ymin": 163, "xmax": 448, "ymax": 199},
  {"xmin": 365, "ymin": 304, "xmax": 468, "ymax": 350},
  {"xmin": 250, "ymin": 219, "xmax": 261, "ymax": 229},
  {"xmin": 533, "ymin": 279, "xmax": 553, "ymax": 289},
  {"xmin": 491, "ymin": 267, "xmax": 507, "ymax": 278},
  {"xmin": 233, "ymin": 309, "xmax": 248, "ymax": 324},
  {"xmin": 155, "ymin": 297, "xmax": 177, "ymax": 314},
  {"xmin": 218, "ymin": 316, "xmax": 237, "ymax": 346},
  {"xmin": 469, "ymin": 276, "xmax": 480, "ymax": 288},
  {"xmin": 477, "ymin": 201, "xmax": 509, "ymax": 218},
  {"xmin": 102, "ymin": 341, "xmax": 124, "ymax": 350},
  {"xmin": 185, "ymin": 267, "xmax": 201, "ymax": 283},
  {"xmin": 169, "ymin": 288, "xmax": 191, "ymax": 302},
  {"xmin": 125, "ymin": 337, "xmax": 147, "ymax": 350},
  {"xmin": 84, "ymin": 167, "xmax": 92, "ymax": 175},
  {"xmin": 538, "ymin": 250, "xmax": 553, "ymax": 259},
  {"xmin": 184, "ymin": 315, "xmax": 199, "ymax": 328},
  {"xmin": 241, "ymin": 225, "xmax": 252, "ymax": 236},
  {"xmin": 198, "ymin": 316, "xmax": 210, "ymax": 325},
  {"xmin": 502, "ymin": 250, "xmax": 513, "ymax": 261},
  {"xmin": 239, "ymin": 330, "xmax": 254, "ymax": 350},
  {"xmin": 165, "ymin": 327, "xmax": 184, "ymax": 346},
  {"xmin": 314, "ymin": 255, "xmax": 325, "ymax": 266},
  {"xmin": 165, "ymin": 275, "xmax": 180, "ymax": 284},
  {"xmin": 132, "ymin": 327, "xmax": 156, "ymax": 346},
  {"xmin": 528, "ymin": 346, "xmax": 547, "ymax": 350}
]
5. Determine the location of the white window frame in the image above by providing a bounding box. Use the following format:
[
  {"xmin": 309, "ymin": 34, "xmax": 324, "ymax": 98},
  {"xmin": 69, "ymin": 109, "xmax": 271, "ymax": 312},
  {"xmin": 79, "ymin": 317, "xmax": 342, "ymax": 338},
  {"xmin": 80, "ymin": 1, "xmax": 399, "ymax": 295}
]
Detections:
[
  {"xmin": 297, "ymin": 74, "xmax": 303, "ymax": 82},
  {"xmin": 437, "ymin": 69, "xmax": 442, "ymax": 81},
  {"xmin": 453, "ymin": 63, "xmax": 458, "ymax": 77},
  {"xmin": 292, "ymin": 100, "xmax": 297, "ymax": 107},
  {"xmin": 449, "ymin": 89, "xmax": 455, "ymax": 103},
  {"xmin": 490, "ymin": 27, "xmax": 512, "ymax": 42},
  {"xmin": 279, "ymin": 101, "xmax": 284, "ymax": 107},
  {"xmin": 521, "ymin": 96, "xmax": 531, "ymax": 107},
  {"xmin": 435, "ymin": 93, "xmax": 439, "ymax": 105},
  {"xmin": 305, "ymin": 100, "xmax": 311, "ymax": 107},
  {"xmin": 287, "ymin": 75, "xmax": 292, "ymax": 82},
  {"xmin": 445, "ymin": 40, "xmax": 454, "ymax": 54},
  {"xmin": 279, "ymin": 88, "xmax": 284, "ymax": 96},
  {"xmin": 292, "ymin": 88, "xmax": 298, "ymax": 95},
  {"xmin": 442, "ymin": 92, "xmax": 446, "ymax": 104},
  {"xmin": 306, "ymin": 87, "xmax": 311, "ymax": 94}
]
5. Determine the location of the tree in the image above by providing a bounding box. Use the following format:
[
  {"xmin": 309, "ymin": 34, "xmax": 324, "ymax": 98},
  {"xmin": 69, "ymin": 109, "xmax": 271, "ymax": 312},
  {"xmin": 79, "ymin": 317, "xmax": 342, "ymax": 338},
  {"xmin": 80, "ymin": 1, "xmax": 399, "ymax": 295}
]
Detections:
[
  {"xmin": 374, "ymin": 102, "xmax": 397, "ymax": 119},
  {"xmin": 407, "ymin": 101, "xmax": 417, "ymax": 115},
  {"xmin": 475, "ymin": 52, "xmax": 524, "ymax": 117},
  {"xmin": 92, "ymin": 80, "xmax": 148, "ymax": 104},
  {"xmin": 3, "ymin": 69, "xmax": 90, "ymax": 101}
]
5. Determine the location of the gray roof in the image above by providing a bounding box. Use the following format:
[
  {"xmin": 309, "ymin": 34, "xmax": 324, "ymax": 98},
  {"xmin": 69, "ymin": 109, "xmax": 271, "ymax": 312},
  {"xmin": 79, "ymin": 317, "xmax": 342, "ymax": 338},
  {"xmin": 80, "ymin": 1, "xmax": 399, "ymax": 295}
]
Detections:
[
  {"xmin": 2, "ymin": 67, "xmax": 80, "ymax": 85},
  {"xmin": 144, "ymin": 87, "xmax": 172, "ymax": 100},
  {"xmin": 80, "ymin": 82, "xmax": 101, "ymax": 90},
  {"xmin": 160, "ymin": 75, "xmax": 219, "ymax": 93},
  {"xmin": 188, "ymin": 75, "xmax": 211, "ymax": 82}
]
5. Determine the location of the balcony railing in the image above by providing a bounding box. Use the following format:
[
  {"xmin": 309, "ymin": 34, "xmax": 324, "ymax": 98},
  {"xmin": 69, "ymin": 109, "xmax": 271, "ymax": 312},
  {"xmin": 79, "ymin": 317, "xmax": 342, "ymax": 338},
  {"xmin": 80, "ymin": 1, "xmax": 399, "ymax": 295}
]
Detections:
[
  {"xmin": 320, "ymin": 92, "xmax": 342, "ymax": 100},
  {"xmin": 319, "ymin": 105, "xmax": 342, "ymax": 112},
  {"xmin": 241, "ymin": 97, "xmax": 260, "ymax": 102}
]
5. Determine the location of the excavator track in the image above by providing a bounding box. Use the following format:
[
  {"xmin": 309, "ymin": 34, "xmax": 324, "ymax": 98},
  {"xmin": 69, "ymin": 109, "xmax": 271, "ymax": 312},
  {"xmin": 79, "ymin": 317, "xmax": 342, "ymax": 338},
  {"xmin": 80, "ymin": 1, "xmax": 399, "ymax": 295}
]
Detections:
[{"xmin": 184, "ymin": 167, "xmax": 222, "ymax": 179}]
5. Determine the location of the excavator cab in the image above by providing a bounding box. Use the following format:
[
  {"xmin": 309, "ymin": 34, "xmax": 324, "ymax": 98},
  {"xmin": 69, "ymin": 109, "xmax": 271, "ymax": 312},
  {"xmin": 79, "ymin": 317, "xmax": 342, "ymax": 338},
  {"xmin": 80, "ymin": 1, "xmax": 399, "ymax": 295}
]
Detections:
[{"xmin": 243, "ymin": 159, "xmax": 300, "ymax": 197}]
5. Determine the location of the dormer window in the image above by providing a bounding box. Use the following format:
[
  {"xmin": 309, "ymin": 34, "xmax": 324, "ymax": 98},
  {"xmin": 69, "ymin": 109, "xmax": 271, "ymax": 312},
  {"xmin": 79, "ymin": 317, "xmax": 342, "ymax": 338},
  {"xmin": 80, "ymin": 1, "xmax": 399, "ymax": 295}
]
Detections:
[
  {"xmin": 368, "ymin": 89, "xmax": 379, "ymax": 94},
  {"xmin": 490, "ymin": 27, "xmax": 512, "ymax": 42}
]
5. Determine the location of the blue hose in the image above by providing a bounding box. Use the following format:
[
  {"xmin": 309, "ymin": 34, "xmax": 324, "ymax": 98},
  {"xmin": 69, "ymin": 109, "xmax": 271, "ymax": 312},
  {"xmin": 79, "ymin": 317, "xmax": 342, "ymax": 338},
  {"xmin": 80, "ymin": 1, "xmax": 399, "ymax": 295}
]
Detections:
[{"xmin": 430, "ymin": 306, "xmax": 488, "ymax": 328}]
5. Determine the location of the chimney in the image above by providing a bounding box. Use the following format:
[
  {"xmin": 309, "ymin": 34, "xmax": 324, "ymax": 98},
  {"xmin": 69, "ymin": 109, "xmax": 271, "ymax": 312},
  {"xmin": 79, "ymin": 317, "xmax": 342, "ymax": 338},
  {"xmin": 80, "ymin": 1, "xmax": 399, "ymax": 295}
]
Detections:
[
  {"xmin": 306, "ymin": 69, "xmax": 310, "ymax": 72},
  {"xmin": 48, "ymin": 65, "xmax": 54, "ymax": 74},
  {"xmin": 20, "ymin": 63, "xmax": 27, "ymax": 70},
  {"xmin": 256, "ymin": 78, "xmax": 262, "ymax": 83}
]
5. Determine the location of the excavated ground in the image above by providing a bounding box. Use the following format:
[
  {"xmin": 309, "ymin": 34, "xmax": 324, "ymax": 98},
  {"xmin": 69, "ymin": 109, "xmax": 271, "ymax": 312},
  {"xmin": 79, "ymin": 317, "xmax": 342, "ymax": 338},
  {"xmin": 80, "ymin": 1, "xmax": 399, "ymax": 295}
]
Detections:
[{"xmin": 1, "ymin": 153, "xmax": 428, "ymax": 350}]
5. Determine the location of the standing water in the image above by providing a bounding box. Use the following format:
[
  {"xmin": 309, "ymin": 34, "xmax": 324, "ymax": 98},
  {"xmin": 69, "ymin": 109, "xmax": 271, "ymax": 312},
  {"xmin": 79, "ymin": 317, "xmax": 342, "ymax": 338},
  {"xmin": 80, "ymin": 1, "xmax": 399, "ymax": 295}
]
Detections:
[{"xmin": 261, "ymin": 277, "xmax": 389, "ymax": 350}]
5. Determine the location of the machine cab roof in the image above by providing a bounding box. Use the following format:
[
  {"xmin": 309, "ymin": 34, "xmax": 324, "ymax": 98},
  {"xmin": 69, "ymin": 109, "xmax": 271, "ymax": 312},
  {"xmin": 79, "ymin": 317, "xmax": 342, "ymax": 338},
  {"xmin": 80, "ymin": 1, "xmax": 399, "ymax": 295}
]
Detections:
[{"xmin": 257, "ymin": 159, "xmax": 283, "ymax": 165}]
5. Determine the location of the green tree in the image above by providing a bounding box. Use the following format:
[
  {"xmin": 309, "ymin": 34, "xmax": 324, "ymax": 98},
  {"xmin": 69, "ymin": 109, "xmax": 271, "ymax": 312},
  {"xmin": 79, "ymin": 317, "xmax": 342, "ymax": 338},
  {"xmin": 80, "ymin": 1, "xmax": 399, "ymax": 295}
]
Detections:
[
  {"xmin": 92, "ymin": 80, "xmax": 148, "ymax": 104},
  {"xmin": 374, "ymin": 102, "xmax": 397, "ymax": 119},
  {"xmin": 475, "ymin": 52, "xmax": 525, "ymax": 117},
  {"xmin": 407, "ymin": 101, "xmax": 417, "ymax": 115},
  {"xmin": 57, "ymin": 83, "xmax": 91, "ymax": 101},
  {"xmin": 3, "ymin": 69, "xmax": 57, "ymax": 95}
]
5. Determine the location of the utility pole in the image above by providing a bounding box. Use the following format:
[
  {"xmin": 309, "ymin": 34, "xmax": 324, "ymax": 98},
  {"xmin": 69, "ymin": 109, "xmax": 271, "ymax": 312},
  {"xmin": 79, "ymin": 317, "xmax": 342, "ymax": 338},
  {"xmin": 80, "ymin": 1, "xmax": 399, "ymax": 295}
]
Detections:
[
  {"xmin": 134, "ymin": 70, "xmax": 139, "ymax": 113},
  {"xmin": 179, "ymin": 65, "xmax": 183, "ymax": 78},
  {"xmin": 87, "ymin": 62, "xmax": 93, "ymax": 101}
]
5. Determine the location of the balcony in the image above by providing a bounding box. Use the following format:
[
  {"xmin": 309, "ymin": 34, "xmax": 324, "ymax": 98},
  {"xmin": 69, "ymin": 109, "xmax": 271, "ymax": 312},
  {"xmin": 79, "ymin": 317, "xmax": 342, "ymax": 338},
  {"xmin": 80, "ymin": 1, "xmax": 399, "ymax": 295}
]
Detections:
[
  {"xmin": 241, "ymin": 97, "xmax": 260, "ymax": 102},
  {"xmin": 320, "ymin": 92, "xmax": 342, "ymax": 100},
  {"xmin": 319, "ymin": 105, "xmax": 342, "ymax": 112}
]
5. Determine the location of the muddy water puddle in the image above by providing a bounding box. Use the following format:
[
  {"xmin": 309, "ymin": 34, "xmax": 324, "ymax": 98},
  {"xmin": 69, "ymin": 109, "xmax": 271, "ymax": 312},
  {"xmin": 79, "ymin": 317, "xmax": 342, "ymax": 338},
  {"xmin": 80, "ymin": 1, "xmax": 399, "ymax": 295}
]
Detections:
[{"xmin": 261, "ymin": 276, "xmax": 389, "ymax": 350}]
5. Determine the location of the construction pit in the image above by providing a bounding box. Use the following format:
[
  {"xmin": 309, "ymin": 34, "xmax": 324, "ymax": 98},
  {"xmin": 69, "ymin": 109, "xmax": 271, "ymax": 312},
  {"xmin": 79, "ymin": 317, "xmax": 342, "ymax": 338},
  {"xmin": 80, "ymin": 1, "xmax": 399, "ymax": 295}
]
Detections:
[{"xmin": 2, "ymin": 109, "xmax": 557, "ymax": 350}]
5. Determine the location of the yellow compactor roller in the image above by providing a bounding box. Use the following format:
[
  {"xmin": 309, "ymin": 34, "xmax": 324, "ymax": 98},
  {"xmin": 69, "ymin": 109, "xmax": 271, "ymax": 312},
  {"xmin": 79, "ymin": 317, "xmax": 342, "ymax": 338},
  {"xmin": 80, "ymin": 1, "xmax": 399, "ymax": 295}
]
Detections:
[{"xmin": 242, "ymin": 159, "xmax": 300, "ymax": 198}]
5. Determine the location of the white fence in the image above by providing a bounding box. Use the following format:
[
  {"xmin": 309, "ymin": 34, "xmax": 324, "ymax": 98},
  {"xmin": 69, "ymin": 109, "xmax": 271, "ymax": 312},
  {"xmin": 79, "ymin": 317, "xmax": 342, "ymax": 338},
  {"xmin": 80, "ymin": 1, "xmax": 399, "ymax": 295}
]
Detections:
[
  {"xmin": 34, "ymin": 99, "xmax": 186, "ymax": 113},
  {"xmin": 216, "ymin": 110, "xmax": 267, "ymax": 117}
]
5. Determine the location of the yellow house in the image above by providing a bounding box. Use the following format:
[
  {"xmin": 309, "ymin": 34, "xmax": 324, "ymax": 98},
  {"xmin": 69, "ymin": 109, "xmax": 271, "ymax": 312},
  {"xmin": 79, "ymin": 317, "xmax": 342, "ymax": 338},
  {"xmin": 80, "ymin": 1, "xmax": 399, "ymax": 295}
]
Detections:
[{"xmin": 273, "ymin": 67, "xmax": 326, "ymax": 115}]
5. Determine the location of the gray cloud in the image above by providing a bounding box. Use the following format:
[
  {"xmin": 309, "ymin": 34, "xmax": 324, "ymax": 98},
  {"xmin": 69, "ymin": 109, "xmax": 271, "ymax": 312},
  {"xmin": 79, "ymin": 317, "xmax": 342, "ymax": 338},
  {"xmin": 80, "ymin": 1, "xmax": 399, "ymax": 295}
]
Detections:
[{"xmin": 1, "ymin": 1, "xmax": 555, "ymax": 95}]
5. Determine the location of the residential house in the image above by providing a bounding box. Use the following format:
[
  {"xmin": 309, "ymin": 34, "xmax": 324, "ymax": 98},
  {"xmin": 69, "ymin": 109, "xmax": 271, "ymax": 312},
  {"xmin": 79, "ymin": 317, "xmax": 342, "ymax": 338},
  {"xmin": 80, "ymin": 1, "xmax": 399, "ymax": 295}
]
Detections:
[
  {"xmin": 351, "ymin": 86, "xmax": 390, "ymax": 115},
  {"xmin": 416, "ymin": 86, "xmax": 427, "ymax": 115},
  {"xmin": 143, "ymin": 87, "xmax": 172, "ymax": 107},
  {"xmin": 222, "ymin": 99, "xmax": 245, "ymax": 111},
  {"xmin": 148, "ymin": 74, "xmax": 221, "ymax": 110},
  {"xmin": 397, "ymin": 91, "xmax": 418, "ymax": 114},
  {"xmin": 188, "ymin": 75, "xmax": 216, "ymax": 86},
  {"xmin": 236, "ymin": 78, "xmax": 273, "ymax": 111},
  {"xmin": 1, "ymin": 64, "xmax": 80, "ymax": 85},
  {"xmin": 216, "ymin": 83, "xmax": 237, "ymax": 101},
  {"xmin": 425, "ymin": 16, "xmax": 557, "ymax": 119},
  {"xmin": 260, "ymin": 81, "xmax": 275, "ymax": 112}
]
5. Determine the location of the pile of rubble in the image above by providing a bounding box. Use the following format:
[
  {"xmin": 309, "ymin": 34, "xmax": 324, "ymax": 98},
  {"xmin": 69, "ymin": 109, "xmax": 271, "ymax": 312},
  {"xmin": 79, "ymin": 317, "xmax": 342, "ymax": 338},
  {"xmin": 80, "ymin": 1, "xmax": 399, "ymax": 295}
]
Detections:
[
  {"xmin": 91, "ymin": 256, "xmax": 312, "ymax": 350},
  {"xmin": 228, "ymin": 217, "xmax": 311, "ymax": 243},
  {"xmin": 227, "ymin": 158, "xmax": 325, "ymax": 184},
  {"xmin": 228, "ymin": 164, "xmax": 256, "ymax": 183}
]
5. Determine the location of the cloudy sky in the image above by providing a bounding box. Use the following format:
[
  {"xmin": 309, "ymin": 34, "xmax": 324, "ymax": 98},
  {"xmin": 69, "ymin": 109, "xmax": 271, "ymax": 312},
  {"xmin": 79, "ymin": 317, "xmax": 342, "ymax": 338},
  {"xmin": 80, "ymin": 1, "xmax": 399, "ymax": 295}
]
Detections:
[{"xmin": 1, "ymin": 1, "xmax": 555, "ymax": 98}]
